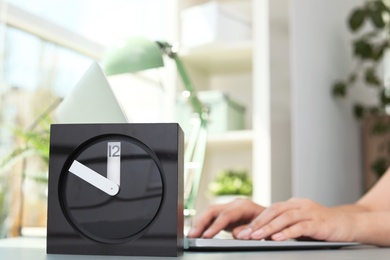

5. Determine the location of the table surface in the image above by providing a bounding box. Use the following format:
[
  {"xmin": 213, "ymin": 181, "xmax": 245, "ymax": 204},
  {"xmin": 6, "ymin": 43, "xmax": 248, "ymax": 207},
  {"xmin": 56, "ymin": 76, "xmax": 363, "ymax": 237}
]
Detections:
[{"xmin": 1, "ymin": 237, "xmax": 390, "ymax": 260}]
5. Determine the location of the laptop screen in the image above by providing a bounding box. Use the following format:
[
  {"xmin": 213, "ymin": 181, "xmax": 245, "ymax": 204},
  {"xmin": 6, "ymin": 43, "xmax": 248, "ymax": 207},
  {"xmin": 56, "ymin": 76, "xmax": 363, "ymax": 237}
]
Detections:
[{"xmin": 55, "ymin": 61, "xmax": 129, "ymax": 124}]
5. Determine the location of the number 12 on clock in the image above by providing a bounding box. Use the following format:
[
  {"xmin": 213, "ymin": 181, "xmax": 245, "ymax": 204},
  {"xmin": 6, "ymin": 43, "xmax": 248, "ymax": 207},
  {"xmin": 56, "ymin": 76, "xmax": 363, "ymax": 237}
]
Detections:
[{"xmin": 107, "ymin": 142, "xmax": 121, "ymax": 186}]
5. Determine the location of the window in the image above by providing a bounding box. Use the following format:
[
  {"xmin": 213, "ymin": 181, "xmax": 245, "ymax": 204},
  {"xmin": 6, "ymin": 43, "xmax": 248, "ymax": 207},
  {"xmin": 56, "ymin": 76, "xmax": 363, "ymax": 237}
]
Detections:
[{"xmin": 0, "ymin": 0, "xmax": 167, "ymax": 238}]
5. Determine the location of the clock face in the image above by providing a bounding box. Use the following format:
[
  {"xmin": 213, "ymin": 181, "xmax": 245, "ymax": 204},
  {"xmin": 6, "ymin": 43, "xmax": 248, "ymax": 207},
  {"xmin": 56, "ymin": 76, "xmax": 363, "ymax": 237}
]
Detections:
[{"xmin": 59, "ymin": 134, "xmax": 164, "ymax": 244}]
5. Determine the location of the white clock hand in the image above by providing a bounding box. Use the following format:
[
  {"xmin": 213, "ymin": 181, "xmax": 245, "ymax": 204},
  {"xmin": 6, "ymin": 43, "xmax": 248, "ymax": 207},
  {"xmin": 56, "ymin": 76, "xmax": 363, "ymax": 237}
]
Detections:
[{"xmin": 69, "ymin": 160, "xmax": 119, "ymax": 196}]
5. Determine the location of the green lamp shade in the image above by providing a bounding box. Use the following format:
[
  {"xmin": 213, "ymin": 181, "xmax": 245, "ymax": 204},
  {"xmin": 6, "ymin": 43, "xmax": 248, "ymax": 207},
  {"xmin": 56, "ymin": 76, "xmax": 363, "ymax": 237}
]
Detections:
[{"xmin": 103, "ymin": 37, "xmax": 164, "ymax": 75}]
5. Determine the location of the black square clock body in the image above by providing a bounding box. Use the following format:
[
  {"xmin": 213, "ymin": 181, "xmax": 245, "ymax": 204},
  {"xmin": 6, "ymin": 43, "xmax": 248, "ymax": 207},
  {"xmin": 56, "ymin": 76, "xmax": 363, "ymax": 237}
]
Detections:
[{"xmin": 47, "ymin": 123, "xmax": 184, "ymax": 257}]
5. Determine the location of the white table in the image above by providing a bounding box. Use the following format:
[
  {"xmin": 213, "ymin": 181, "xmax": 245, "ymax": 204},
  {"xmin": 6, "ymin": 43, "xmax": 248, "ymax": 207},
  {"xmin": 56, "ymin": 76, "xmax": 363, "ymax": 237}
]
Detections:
[{"xmin": 1, "ymin": 237, "xmax": 390, "ymax": 260}]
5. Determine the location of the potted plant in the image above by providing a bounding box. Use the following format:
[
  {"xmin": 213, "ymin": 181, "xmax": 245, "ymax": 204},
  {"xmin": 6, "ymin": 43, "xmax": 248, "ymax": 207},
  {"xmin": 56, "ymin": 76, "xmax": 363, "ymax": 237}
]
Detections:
[
  {"xmin": 331, "ymin": 0, "xmax": 390, "ymax": 187},
  {"xmin": 208, "ymin": 168, "xmax": 252, "ymax": 204}
]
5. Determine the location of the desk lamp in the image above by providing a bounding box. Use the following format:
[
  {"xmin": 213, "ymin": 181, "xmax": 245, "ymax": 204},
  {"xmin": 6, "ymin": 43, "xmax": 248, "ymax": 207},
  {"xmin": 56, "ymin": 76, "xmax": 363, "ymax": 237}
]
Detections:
[{"xmin": 103, "ymin": 36, "xmax": 207, "ymax": 214}]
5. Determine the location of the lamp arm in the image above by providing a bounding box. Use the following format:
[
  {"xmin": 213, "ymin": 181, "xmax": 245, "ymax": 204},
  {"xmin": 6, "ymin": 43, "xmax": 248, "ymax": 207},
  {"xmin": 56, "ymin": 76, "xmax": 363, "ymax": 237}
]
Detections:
[
  {"xmin": 174, "ymin": 56, "xmax": 207, "ymax": 125},
  {"xmin": 157, "ymin": 41, "xmax": 207, "ymax": 126}
]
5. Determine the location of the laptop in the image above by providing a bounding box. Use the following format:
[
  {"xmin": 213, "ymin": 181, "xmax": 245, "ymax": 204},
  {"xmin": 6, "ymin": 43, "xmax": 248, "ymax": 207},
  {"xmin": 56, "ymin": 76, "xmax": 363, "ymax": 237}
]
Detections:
[
  {"xmin": 56, "ymin": 60, "xmax": 166, "ymax": 124},
  {"xmin": 184, "ymin": 237, "xmax": 360, "ymax": 251}
]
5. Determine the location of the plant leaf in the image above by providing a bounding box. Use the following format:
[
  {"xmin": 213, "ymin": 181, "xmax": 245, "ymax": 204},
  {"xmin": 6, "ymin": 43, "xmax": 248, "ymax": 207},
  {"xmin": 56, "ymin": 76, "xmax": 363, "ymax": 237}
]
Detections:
[
  {"xmin": 353, "ymin": 103, "xmax": 365, "ymax": 119},
  {"xmin": 332, "ymin": 82, "xmax": 347, "ymax": 97},
  {"xmin": 371, "ymin": 157, "xmax": 388, "ymax": 178},
  {"xmin": 367, "ymin": 106, "xmax": 381, "ymax": 116},
  {"xmin": 368, "ymin": 0, "xmax": 390, "ymax": 29},
  {"xmin": 348, "ymin": 8, "xmax": 367, "ymax": 32},
  {"xmin": 372, "ymin": 42, "xmax": 386, "ymax": 61},
  {"xmin": 368, "ymin": 9, "xmax": 386, "ymax": 29},
  {"xmin": 371, "ymin": 120, "xmax": 389, "ymax": 135},
  {"xmin": 0, "ymin": 147, "xmax": 36, "ymax": 171},
  {"xmin": 354, "ymin": 39, "xmax": 373, "ymax": 59},
  {"xmin": 365, "ymin": 67, "xmax": 382, "ymax": 86},
  {"xmin": 380, "ymin": 89, "xmax": 390, "ymax": 106}
]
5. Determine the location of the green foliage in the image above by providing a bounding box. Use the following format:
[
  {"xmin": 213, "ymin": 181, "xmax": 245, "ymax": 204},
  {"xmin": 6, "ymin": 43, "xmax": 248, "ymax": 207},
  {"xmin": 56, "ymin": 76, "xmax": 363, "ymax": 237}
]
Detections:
[
  {"xmin": 331, "ymin": 1, "xmax": 390, "ymax": 178},
  {"xmin": 371, "ymin": 119, "xmax": 390, "ymax": 134},
  {"xmin": 208, "ymin": 169, "xmax": 252, "ymax": 196},
  {"xmin": 332, "ymin": 82, "xmax": 347, "ymax": 97},
  {"xmin": 371, "ymin": 157, "xmax": 388, "ymax": 178},
  {"xmin": 366, "ymin": 117, "xmax": 390, "ymax": 178},
  {"xmin": 0, "ymin": 115, "xmax": 51, "ymax": 183},
  {"xmin": 332, "ymin": 0, "xmax": 390, "ymax": 120}
]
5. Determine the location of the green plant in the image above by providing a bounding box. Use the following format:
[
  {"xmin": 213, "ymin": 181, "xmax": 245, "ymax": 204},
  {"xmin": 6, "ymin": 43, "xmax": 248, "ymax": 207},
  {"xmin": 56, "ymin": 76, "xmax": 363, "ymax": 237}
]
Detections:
[
  {"xmin": 332, "ymin": 0, "xmax": 390, "ymax": 178},
  {"xmin": 208, "ymin": 169, "xmax": 252, "ymax": 197},
  {"xmin": 332, "ymin": 0, "xmax": 390, "ymax": 119}
]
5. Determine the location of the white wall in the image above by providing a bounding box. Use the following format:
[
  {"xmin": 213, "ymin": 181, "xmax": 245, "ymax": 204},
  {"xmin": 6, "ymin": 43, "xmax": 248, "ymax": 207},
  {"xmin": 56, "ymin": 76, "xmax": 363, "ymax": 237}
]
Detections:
[
  {"xmin": 291, "ymin": 0, "xmax": 364, "ymax": 206},
  {"xmin": 269, "ymin": 0, "xmax": 292, "ymax": 203}
]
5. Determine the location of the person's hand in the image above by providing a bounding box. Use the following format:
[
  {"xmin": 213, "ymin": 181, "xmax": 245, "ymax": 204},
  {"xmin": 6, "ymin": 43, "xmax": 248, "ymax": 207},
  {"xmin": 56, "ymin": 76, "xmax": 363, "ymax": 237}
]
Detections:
[
  {"xmin": 235, "ymin": 198, "xmax": 355, "ymax": 242},
  {"xmin": 187, "ymin": 198, "xmax": 265, "ymax": 238}
]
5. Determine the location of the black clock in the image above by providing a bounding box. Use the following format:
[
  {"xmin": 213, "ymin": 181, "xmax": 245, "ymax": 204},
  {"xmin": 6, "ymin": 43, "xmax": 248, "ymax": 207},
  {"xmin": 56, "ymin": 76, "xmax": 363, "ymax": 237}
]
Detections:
[{"xmin": 47, "ymin": 123, "xmax": 184, "ymax": 257}]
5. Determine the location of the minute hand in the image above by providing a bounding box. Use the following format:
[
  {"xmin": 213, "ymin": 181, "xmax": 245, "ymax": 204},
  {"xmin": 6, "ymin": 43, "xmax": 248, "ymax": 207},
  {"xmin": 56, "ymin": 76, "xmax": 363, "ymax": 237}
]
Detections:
[{"xmin": 69, "ymin": 160, "xmax": 119, "ymax": 196}]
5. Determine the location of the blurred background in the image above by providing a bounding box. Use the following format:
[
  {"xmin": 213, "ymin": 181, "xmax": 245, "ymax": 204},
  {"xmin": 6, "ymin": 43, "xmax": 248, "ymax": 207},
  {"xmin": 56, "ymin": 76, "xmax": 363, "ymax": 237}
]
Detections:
[{"xmin": 0, "ymin": 0, "xmax": 387, "ymax": 239}]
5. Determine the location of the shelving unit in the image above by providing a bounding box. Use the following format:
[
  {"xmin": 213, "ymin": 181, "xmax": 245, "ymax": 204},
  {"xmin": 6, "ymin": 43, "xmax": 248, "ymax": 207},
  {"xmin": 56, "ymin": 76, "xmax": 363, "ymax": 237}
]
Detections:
[{"xmin": 171, "ymin": 0, "xmax": 292, "ymax": 213}]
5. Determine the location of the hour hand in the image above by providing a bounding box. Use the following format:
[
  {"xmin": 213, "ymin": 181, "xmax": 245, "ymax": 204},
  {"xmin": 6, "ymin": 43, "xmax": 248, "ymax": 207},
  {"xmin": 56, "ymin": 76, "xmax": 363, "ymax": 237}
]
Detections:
[{"xmin": 69, "ymin": 160, "xmax": 119, "ymax": 196}]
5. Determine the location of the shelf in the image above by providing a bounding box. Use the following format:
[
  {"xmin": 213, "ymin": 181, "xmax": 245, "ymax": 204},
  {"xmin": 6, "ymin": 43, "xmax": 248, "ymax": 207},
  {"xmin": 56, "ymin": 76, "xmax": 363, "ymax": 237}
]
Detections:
[
  {"xmin": 185, "ymin": 130, "xmax": 253, "ymax": 146},
  {"xmin": 181, "ymin": 42, "xmax": 253, "ymax": 74},
  {"xmin": 207, "ymin": 129, "xmax": 253, "ymax": 148}
]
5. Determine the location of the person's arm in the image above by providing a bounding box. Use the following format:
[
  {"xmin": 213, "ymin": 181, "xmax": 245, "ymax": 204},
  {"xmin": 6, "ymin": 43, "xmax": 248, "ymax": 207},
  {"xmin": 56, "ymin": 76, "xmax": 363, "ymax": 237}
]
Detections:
[
  {"xmin": 232, "ymin": 198, "xmax": 390, "ymax": 246},
  {"xmin": 235, "ymin": 169, "xmax": 390, "ymax": 244},
  {"xmin": 349, "ymin": 211, "xmax": 390, "ymax": 246},
  {"xmin": 188, "ymin": 169, "xmax": 390, "ymax": 246},
  {"xmin": 335, "ymin": 169, "xmax": 390, "ymax": 246},
  {"xmin": 356, "ymin": 168, "xmax": 390, "ymax": 211},
  {"xmin": 332, "ymin": 204, "xmax": 370, "ymax": 212}
]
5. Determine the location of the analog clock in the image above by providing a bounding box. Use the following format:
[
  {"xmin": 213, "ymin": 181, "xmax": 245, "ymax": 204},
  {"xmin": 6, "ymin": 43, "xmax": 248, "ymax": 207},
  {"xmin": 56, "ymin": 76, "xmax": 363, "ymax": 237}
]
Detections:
[
  {"xmin": 47, "ymin": 123, "xmax": 184, "ymax": 257},
  {"xmin": 59, "ymin": 134, "xmax": 164, "ymax": 244}
]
